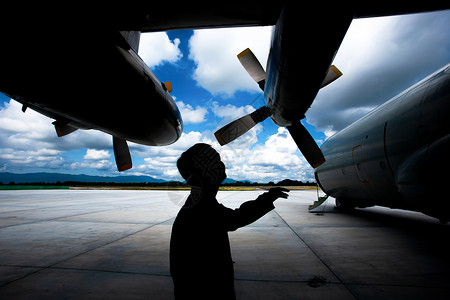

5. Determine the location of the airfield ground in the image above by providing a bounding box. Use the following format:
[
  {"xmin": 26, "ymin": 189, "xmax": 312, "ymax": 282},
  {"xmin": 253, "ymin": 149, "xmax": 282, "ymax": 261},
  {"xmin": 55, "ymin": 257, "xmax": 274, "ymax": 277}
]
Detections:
[{"xmin": 0, "ymin": 190, "xmax": 449, "ymax": 299}]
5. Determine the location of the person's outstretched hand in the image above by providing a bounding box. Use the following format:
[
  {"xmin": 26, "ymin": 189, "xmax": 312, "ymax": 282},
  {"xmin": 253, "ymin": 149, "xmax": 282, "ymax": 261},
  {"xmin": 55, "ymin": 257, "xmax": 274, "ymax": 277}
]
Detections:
[{"xmin": 267, "ymin": 187, "xmax": 290, "ymax": 202}]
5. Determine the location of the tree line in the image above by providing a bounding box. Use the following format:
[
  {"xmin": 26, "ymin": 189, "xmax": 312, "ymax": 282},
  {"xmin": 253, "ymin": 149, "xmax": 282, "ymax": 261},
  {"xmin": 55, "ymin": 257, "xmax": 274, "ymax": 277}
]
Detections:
[{"xmin": 2, "ymin": 179, "xmax": 316, "ymax": 187}]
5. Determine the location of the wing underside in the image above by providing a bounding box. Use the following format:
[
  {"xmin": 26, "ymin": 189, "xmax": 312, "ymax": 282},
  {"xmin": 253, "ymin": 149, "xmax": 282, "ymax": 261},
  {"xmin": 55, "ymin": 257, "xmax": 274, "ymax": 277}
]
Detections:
[{"xmin": 119, "ymin": 4, "xmax": 449, "ymax": 32}]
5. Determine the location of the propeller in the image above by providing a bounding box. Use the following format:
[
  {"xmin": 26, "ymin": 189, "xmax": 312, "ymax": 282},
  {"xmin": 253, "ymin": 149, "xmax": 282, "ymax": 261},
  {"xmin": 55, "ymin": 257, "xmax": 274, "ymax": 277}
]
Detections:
[
  {"xmin": 214, "ymin": 48, "xmax": 342, "ymax": 168},
  {"xmin": 286, "ymin": 121, "xmax": 325, "ymax": 168},
  {"xmin": 320, "ymin": 65, "xmax": 343, "ymax": 88},
  {"xmin": 237, "ymin": 48, "xmax": 266, "ymax": 91},
  {"xmin": 215, "ymin": 106, "xmax": 270, "ymax": 146},
  {"xmin": 113, "ymin": 136, "xmax": 132, "ymax": 172}
]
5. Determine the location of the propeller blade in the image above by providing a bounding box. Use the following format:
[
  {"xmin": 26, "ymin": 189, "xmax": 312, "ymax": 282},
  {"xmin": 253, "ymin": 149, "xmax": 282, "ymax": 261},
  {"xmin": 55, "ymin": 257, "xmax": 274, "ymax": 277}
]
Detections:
[
  {"xmin": 286, "ymin": 122, "xmax": 325, "ymax": 168},
  {"xmin": 113, "ymin": 136, "xmax": 132, "ymax": 172},
  {"xmin": 53, "ymin": 121, "xmax": 78, "ymax": 137},
  {"xmin": 237, "ymin": 48, "xmax": 266, "ymax": 90},
  {"xmin": 215, "ymin": 106, "xmax": 271, "ymax": 146},
  {"xmin": 320, "ymin": 65, "xmax": 342, "ymax": 88}
]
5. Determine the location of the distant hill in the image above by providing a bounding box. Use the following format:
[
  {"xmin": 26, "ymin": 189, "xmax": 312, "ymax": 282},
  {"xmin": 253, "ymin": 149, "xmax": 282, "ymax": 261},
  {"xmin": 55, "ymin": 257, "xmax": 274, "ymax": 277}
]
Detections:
[
  {"xmin": 221, "ymin": 178, "xmax": 253, "ymax": 184},
  {"xmin": 0, "ymin": 172, "xmax": 313, "ymax": 186},
  {"xmin": 275, "ymin": 179, "xmax": 315, "ymax": 186},
  {"xmin": 0, "ymin": 172, "xmax": 166, "ymax": 184}
]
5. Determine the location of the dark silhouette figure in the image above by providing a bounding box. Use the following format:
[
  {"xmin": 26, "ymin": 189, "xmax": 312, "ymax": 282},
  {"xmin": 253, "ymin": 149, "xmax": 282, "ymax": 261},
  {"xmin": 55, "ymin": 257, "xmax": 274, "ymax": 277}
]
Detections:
[{"xmin": 170, "ymin": 143, "xmax": 289, "ymax": 299}]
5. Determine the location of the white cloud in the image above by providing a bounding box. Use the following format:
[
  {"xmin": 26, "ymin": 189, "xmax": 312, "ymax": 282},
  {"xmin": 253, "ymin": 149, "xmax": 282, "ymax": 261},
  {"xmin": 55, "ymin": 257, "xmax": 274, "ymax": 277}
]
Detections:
[
  {"xmin": 0, "ymin": 99, "xmax": 112, "ymax": 152},
  {"xmin": 138, "ymin": 32, "xmax": 183, "ymax": 68},
  {"xmin": 0, "ymin": 100, "xmax": 67, "ymax": 170},
  {"xmin": 137, "ymin": 157, "xmax": 177, "ymax": 178},
  {"xmin": 218, "ymin": 127, "xmax": 315, "ymax": 182},
  {"xmin": 188, "ymin": 26, "xmax": 273, "ymax": 97},
  {"xmin": 248, "ymin": 128, "xmax": 303, "ymax": 169},
  {"xmin": 323, "ymin": 126, "xmax": 337, "ymax": 139},
  {"xmin": 307, "ymin": 10, "xmax": 450, "ymax": 133},
  {"xmin": 0, "ymin": 148, "xmax": 63, "ymax": 166},
  {"xmin": 211, "ymin": 101, "xmax": 255, "ymax": 122},
  {"xmin": 176, "ymin": 101, "xmax": 208, "ymax": 124},
  {"xmin": 0, "ymin": 100, "xmax": 55, "ymax": 144},
  {"xmin": 61, "ymin": 130, "xmax": 112, "ymax": 151},
  {"xmin": 83, "ymin": 149, "xmax": 111, "ymax": 160},
  {"xmin": 69, "ymin": 160, "xmax": 113, "ymax": 171},
  {"xmin": 132, "ymin": 130, "xmax": 217, "ymax": 180},
  {"xmin": 0, "ymin": 97, "xmax": 317, "ymax": 181},
  {"xmin": 0, "ymin": 99, "xmax": 116, "ymax": 171}
]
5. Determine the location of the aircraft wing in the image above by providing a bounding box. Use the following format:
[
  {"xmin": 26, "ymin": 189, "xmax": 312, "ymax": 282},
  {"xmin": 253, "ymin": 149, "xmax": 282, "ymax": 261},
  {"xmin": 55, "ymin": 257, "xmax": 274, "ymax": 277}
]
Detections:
[
  {"xmin": 4, "ymin": 4, "xmax": 448, "ymax": 33},
  {"xmin": 109, "ymin": 3, "xmax": 449, "ymax": 32},
  {"xmin": 114, "ymin": 3, "xmax": 283, "ymax": 32}
]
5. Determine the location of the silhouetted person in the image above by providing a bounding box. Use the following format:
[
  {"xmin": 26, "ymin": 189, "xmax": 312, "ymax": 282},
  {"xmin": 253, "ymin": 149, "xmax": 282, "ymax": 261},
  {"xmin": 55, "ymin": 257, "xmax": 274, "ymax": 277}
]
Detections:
[{"xmin": 170, "ymin": 143, "xmax": 289, "ymax": 299}]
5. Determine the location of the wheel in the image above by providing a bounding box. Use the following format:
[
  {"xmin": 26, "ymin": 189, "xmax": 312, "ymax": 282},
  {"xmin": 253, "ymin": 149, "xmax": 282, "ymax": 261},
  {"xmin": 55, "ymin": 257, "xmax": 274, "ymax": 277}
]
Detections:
[{"xmin": 335, "ymin": 198, "xmax": 355, "ymax": 211}]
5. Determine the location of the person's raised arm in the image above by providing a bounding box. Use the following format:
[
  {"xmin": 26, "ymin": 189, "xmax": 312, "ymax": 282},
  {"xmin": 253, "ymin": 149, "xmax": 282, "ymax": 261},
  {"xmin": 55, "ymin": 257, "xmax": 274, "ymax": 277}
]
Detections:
[{"xmin": 224, "ymin": 187, "xmax": 290, "ymax": 231}]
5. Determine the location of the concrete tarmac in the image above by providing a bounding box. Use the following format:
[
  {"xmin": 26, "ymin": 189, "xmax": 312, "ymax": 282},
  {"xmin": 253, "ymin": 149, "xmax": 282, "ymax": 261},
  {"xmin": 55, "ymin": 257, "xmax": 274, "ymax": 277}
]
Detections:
[{"xmin": 0, "ymin": 189, "xmax": 449, "ymax": 299}]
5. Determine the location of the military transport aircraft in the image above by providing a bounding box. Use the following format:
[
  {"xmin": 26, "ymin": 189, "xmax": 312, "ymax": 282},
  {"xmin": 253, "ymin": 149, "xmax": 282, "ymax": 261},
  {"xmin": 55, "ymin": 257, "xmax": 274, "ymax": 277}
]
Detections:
[
  {"xmin": 0, "ymin": 3, "xmax": 448, "ymax": 174},
  {"xmin": 315, "ymin": 63, "xmax": 450, "ymax": 223}
]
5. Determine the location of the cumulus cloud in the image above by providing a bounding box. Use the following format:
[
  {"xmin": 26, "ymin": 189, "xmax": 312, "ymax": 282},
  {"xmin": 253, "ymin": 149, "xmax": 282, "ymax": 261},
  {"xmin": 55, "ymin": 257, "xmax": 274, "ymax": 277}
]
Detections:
[
  {"xmin": 0, "ymin": 100, "xmax": 64, "ymax": 170},
  {"xmin": 0, "ymin": 148, "xmax": 64, "ymax": 168},
  {"xmin": 188, "ymin": 26, "xmax": 273, "ymax": 97},
  {"xmin": 0, "ymin": 99, "xmax": 115, "ymax": 171},
  {"xmin": 83, "ymin": 149, "xmax": 111, "ymax": 160},
  {"xmin": 211, "ymin": 101, "xmax": 255, "ymax": 122},
  {"xmin": 131, "ymin": 124, "xmax": 309, "ymax": 183},
  {"xmin": 69, "ymin": 160, "xmax": 114, "ymax": 172},
  {"xmin": 138, "ymin": 32, "xmax": 183, "ymax": 68},
  {"xmin": 133, "ymin": 130, "xmax": 217, "ymax": 180},
  {"xmin": 307, "ymin": 10, "xmax": 450, "ymax": 133},
  {"xmin": 176, "ymin": 101, "xmax": 208, "ymax": 124},
  {"xmin": 0, "ymin": 100, "xmax": 112, "ymax": 151},
  {"xmin": 0, "ymin": 98, "xmax": 317, "ymax": 181},
  {"xmin": 0, "ymin": 100, "xmax": 56, "ymax": 147},
  {"xmin": 220, "ymin": 127, "xmax": 315, "ymax": 182}
]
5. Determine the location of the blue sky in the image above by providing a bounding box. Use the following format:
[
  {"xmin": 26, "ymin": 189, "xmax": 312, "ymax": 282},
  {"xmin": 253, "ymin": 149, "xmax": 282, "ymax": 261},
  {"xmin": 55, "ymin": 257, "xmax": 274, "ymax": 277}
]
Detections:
[{"xmin": 0, "ymin": 10, "xmax": 449, "ymax": 182}]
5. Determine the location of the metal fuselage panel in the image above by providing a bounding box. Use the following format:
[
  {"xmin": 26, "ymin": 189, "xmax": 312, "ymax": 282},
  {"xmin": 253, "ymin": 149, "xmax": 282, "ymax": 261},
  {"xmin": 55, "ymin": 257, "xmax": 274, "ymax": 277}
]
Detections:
[
  {"xmin": 315, "ymin": 64, "xmax": 450, "ymax": 218},
  {"xmin": 0, "ymin": 30, "xmax": 183, "ymax": 146}
]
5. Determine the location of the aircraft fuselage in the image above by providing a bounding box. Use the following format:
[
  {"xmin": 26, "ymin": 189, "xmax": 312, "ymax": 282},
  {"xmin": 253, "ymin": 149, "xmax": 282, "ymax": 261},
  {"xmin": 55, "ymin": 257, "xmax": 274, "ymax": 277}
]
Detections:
[{"xmin": 315, "ymin": 64, "xmax": 450, "ymax": 221}]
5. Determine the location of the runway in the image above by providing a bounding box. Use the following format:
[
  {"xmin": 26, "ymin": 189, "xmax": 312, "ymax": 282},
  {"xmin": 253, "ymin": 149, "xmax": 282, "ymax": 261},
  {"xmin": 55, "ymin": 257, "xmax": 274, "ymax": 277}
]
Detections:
[{"xmin": 0, "ymin": 189, "xmax": 449, "ymax": 299}]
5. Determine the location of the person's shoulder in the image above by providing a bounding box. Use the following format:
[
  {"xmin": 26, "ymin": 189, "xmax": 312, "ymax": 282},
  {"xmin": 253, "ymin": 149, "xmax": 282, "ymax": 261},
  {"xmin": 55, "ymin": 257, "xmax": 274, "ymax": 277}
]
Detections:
[{"xmin": 215, "ymin": 202, "xmax": 235, "ymax": 215}]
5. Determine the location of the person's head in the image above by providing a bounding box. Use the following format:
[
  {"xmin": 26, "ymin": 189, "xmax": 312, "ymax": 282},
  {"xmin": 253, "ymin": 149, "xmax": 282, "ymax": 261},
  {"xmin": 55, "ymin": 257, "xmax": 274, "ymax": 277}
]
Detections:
[{"xmin": 177, "ymin": 143, "xmax": 226, "ymax": 187}]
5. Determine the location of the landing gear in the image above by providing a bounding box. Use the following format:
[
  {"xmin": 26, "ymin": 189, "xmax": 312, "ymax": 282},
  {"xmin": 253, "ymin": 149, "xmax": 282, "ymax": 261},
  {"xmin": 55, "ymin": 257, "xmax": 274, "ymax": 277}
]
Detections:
[{"xmin": 335, "ymin": 198, "xmax": 355, "ymax": 211}]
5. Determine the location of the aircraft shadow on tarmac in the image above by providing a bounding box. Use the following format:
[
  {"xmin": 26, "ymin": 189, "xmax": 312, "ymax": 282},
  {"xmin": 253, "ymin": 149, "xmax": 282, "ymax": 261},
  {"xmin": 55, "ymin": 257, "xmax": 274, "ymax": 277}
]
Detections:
[{"xmin": 328, "ymin": 206, "xmax": 450, "ymax": 257}]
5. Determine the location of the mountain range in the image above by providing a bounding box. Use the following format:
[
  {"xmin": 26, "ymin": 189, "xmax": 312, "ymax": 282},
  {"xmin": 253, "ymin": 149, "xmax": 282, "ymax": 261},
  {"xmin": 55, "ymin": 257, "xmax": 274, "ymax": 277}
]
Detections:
[
  {"xmin": 0, "ymin": 172, "xmax": 246, "ymax": 184},
  {"xmin": 0, "ymin": 172, "xmax": 166, "ymax": 184}
]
